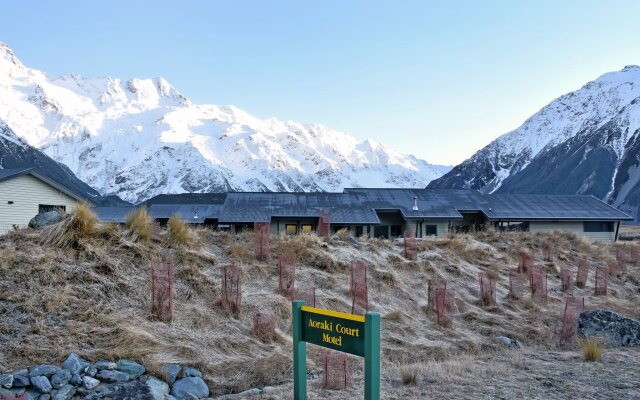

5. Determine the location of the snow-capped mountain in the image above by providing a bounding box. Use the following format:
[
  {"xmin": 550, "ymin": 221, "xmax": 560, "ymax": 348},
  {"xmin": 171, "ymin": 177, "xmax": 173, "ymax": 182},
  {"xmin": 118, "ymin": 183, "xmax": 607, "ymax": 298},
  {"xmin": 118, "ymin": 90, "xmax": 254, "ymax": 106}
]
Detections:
[
  {"xmin": 0, "ymin": 119, "xmax": 107, "ymax": 203},
  {"xmin": 428, "ymin": 65, "xmax": 640, "ymax": 218},
  {"xmin": 0, "ymin": 42, "xmax": 450, "ymax": 204}
]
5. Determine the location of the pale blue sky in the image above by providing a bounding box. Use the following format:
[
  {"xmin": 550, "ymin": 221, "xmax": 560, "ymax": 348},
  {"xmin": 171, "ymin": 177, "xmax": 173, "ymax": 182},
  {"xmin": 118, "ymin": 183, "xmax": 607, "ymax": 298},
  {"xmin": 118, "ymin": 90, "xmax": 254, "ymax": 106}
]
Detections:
[{"xmin": 2, "ymin": 1, "xmax": 639, "ymax": 165}]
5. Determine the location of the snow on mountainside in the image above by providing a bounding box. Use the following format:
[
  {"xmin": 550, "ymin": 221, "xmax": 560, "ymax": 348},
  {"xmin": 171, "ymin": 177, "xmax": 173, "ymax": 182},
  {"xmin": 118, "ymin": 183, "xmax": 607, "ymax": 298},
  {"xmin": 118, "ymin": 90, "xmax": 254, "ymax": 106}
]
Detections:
[
  {"xmin": 428, "ymin": 65, "xmax": 640, "ymax": 217},
  {"xmin": 0, "ymin": 42, "xmax": 450, "ymax": 203},
  {"xmin": 0, "ymin": 119, "xmax": 105, "ymax": 202}
]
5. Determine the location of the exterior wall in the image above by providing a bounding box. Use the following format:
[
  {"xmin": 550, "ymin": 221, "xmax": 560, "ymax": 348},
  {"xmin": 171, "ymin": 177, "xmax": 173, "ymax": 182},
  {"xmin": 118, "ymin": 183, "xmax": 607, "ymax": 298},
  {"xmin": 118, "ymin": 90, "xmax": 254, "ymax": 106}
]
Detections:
[
  {"xmin": 528, "ymin": 221, "xmax": 616, "ymax": 243},
  {"xmin": 404, "ymin": 220, "xmax": 449, "ymax": 239},
  {"xmin": 272, "ymin": 218, "xmax": 317, "ymax": 235},
  {"xmin": 0, "ymin": 175, "xmax": 79, "ymax": 234}
]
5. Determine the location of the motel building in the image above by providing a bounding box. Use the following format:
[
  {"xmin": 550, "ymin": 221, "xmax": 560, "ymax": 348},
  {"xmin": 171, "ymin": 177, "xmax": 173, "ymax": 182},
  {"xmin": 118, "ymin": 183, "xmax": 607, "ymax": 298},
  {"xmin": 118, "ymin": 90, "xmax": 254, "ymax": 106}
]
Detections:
[{"xmin": 93, "ymin": 188, "xmax": 632, "ymax": 243}]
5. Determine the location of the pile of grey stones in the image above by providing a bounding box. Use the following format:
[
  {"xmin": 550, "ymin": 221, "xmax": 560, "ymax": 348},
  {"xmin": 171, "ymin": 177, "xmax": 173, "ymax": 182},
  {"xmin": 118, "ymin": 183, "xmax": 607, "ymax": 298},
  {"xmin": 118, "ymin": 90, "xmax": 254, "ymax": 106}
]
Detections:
[{"xmin": 0, "ymin": 353, "xmax": 209, "ymax": 400}]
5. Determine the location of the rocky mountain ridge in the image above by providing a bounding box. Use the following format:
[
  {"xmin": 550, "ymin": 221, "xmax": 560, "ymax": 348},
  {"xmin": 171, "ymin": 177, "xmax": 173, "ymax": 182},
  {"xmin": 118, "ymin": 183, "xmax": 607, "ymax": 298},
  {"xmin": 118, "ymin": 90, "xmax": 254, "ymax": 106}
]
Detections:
[{"xmin": 0, "ymin": 42, "xmax": 450, "ymax": 203}]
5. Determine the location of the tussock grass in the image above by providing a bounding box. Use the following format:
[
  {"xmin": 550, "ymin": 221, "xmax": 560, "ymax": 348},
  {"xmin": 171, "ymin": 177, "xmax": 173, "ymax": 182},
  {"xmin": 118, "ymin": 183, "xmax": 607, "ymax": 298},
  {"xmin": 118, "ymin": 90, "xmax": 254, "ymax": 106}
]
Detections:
[
  {"xmin": 399, "ymin": 364, "xmax": 420, "ymax": 385},
  {"xmin": 335, "ymin": 228, "xmax": 351, "ymax": 240},
  {"xmin": 166, "ymin": 215, "xmax": 194, "ymax": 247},
  {"xmin": 125, "ymin": 207, "xmax": 153, "ymax": 242},
  {"xmin": 581, "ymin": 338, "xmax": 603, "ymax": 362},
  {"xmin": 40, "ymin": 203, "xmax": 98, "ymax": 249},
  {"xmin": 1, "ymin": 225, "xmax": 636, "ymax": 395},
  {"xmin": 227, "ymin": 242, "xmax": 253, "ymax": 263}
]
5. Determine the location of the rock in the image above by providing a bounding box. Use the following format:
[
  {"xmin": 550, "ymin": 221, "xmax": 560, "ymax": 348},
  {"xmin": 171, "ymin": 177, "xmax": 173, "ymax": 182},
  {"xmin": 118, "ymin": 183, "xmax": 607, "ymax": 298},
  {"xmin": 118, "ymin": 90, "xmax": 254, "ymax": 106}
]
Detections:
[
  {"xmin": 30, "ymin": 376, "xmax": 53, "ymax": 394},
  {"xmin": 146, "ymin": 377, "xmax": 169, "ymax": 400},
  {"xmin": 93, "ymin": 361, "xmax": 117, "ymax": 371},
  {"xmin": 70, "ymin": 374, "xmax": 82, "ymax": 386},
  {"xmin": 39, "ymin": 395, "xmax": 51, "ymax": 400},
  {"xmin": 85, "ymin": 366, "xmax": 97, "ymax": 377},
  {"xmin": 82, "ymin": 376, "xmax": 100, "ymax": 390},
  {"xmin": 50, "ymin": 370, "xmax": 71, "ymax": 389},
  {"xmin": 161, "ymin": 364, "xmax": 181, "ymax": 385},
  {"xmin": 116, "ymin": 360, "xmax": 146, "ymax": 379},
  {"xmin": 52, "ymin": 384, "xmax": 75, "ymax": 400},
  {"xmin": 170, "ymin": 377, "xmax": 209, "ymax": 400},
  {"xmin": 496, "ymin": 336, "xmax": 522, "ymax": 349},
  {"xmin": 578, "ymin": 310, "xmax": 640, "ymax": 346},
  {"xmin": 95, "ymin": 370, "xmax": 130, "ymax": 383},
  {"xmin": 29, "ymin": 365, "xmax": 59, "ymax": 378},
  {"xmin": 23, "ymin": 390, "xmax": 38, "ymax": 399},
  {"xmin": 181, "ymin": 368, "xmax": 202, "ymax": 379},
  {"xmin": 12, "ymin": 373, "xmax": 31, "ymax": 388},
  {"xmin": 62, "ymin": 353, "xmax": 89, "ymax": 376},
  {"xmin": 0, "ymin": 373, "xmax": 12, "ymax": 388},
  {"xmin": 82, "ymin": 380, "xmax": 154, "ymax": 400},
  {"xmin": 28, "ymin": 211, "xmax": 63, "ymax": 229}
]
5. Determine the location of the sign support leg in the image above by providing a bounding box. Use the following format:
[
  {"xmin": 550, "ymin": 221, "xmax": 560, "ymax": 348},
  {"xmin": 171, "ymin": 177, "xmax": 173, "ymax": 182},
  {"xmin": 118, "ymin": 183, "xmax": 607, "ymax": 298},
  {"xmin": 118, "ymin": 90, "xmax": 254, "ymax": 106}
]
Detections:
[
  {"xmin": 293, "ymin": 300, "xmax": 307, "ymax": 400},
  {"xmin": 364, "ymin": 312, "xmax": 380, "ymax": 400}
]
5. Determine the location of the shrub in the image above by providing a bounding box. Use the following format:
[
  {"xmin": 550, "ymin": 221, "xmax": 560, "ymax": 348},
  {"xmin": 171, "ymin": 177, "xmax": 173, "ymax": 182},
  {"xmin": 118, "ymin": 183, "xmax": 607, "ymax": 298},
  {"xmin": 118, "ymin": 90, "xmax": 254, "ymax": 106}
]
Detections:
[
  {"xmin": 581, "ymin": 338, "xmax": 603, "ymax": 362},
  {"xmin": 126, "ymin": 207, "xmax": 152, "ymax": 242},
  {"xmin": 167, "ymin": 214, "xmax": 193, "ymax": 246}
]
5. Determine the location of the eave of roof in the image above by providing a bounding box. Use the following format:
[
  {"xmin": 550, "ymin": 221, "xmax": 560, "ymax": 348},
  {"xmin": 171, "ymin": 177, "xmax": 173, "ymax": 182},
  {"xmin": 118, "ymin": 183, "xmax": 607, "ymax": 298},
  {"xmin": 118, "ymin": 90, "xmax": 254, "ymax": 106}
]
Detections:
[{"xmin": 0, "ymin": 167, "xmax": 92, "ymax": 204}]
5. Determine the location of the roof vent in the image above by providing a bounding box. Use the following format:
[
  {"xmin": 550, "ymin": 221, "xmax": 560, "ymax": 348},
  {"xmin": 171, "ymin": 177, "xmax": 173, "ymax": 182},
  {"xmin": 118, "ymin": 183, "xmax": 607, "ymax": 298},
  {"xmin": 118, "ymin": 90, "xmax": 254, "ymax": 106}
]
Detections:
[
  {"xmin": 193, "ymin": 210, "xmax": 199, "ymax": 220},
  {"xmin": 412, "ymin": 196, "xmax": 419, "ymax": 211}
]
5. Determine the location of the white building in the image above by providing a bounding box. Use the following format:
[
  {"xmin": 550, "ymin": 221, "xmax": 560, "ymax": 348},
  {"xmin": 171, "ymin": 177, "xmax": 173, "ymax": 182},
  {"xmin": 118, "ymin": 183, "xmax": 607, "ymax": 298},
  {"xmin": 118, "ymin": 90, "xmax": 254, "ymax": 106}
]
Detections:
[{"xmin": 0, "ymin": 168, "xmax": 89, "ymax": 234}]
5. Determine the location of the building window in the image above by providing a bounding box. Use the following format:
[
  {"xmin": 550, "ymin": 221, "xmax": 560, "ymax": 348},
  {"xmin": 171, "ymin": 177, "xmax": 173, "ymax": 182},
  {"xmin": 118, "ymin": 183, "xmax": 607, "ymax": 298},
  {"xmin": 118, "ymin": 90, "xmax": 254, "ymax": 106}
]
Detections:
[
  {"xmin": 38, "ymin": 204, "xmax": 66, "ymax": 213},
  {"xmin": 425, "ymin": 225, "xmax": 438, "ymax": 236},
  {"xmin": 355, "ymin": 226, "xmax": 364, "ymax": 237},
  {"xmin": 374, "ymin": 225, "xmax": 388, "ymax": 239},
  {"xmin": 301, "ymin": 224, "xmax": 313, "ymax": 233},
  {"xmin": 390, "ymin": 225, "xmax": 402, "ymax": 238},
  {"xmin": 583, "ymin": 221, "xmax": 614, "ymax": 232},
  {"xmin": 286, "ymin": 224, "xmax": 298, "ymax": 235}
]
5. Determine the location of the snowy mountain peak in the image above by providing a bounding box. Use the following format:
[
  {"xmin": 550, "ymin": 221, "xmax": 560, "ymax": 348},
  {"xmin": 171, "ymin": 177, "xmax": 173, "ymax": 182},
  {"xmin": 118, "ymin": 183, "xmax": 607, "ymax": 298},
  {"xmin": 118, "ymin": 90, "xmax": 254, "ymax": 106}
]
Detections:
[
  {"xmin": 622, "ymin": 65, "xmax": 640, "ymax": 72},
  {"xmin": 428, "ymin": 65, "xmax": 640, "ymax": 218},
  {"xmin": 0, "ymin": 44, "xmax": 449, "ymax": 203},
  {"xmin": 0, "ymin": 42, "xmax": 26, "ymax": 75}
]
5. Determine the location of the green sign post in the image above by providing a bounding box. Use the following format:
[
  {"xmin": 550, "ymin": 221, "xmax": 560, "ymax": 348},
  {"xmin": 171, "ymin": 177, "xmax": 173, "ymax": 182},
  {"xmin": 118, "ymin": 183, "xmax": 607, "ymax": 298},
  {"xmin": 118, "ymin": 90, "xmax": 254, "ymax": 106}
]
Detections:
[{"xmin": 292, "ymin": 300, "xmax": 380, "ymax": 400}]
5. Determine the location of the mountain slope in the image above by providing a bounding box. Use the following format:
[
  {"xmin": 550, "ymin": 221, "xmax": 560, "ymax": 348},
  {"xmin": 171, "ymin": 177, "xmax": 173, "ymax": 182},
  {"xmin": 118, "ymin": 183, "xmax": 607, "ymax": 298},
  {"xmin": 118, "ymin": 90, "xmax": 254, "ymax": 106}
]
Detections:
[
  {"xmin": 428, "ymin": 66, "xmax": 640, "ymax": 216},
  {"xmin": 0, "ymin": 42, "xmax": 450, "ymax": 204},
  {"xmin": 0, "ymin": 119, "xmax": 107, "ymax": 203}
]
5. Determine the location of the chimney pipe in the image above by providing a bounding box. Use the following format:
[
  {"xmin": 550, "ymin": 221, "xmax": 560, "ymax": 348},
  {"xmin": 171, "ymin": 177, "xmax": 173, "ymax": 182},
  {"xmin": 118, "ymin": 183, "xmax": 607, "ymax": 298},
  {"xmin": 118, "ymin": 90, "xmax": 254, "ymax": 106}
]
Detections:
[{"xmin": 412, "ymin": 196, "xmax": 419, "ymax": 211}]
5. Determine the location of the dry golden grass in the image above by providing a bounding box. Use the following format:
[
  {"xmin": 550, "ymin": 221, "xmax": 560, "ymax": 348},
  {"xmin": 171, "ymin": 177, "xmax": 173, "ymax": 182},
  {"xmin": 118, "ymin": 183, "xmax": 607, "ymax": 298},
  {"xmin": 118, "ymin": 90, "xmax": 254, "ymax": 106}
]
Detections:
[
  {"xmin": 399, "ymin": 364, "xmax": 420, "ymax": 385},
  {"xmin": 40, "ymin": 203, "xmax": 98, "ymax": 249},
  {"xmin": 580, "ymin": 338, "xmax": 603, "ymax": 362},
  {"xmin": 166, "ymin": 215, "xmax": 194, "ymax": 247},
  {"xmin": 1, "ymin": 226, "xmax": 637, "ymax": 396},
  {"xmin": 227, "ymin": 242, "xmax": 254, "ymax": 263},
  {"xmin": 125, "ymin": 207, "xmax": 153, "ymax": 242},
  {"xmin": 335, "ymin": 228, "xmax": 351, "ymax": 240}
]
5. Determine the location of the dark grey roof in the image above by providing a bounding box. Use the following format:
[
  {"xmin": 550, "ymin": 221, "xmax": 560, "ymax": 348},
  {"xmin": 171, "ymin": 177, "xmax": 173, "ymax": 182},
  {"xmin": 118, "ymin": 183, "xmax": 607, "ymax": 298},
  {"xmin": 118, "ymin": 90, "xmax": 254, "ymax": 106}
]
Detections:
[
  {"xmin": 344, "ymin": 188, "xmax": 463, "ymax": 219},
  {"xmin": 219, "ymin": 192, "xmax": 380, "ymax": 224},
  {"xmin": 94, "ymin": 189, "xmax": 631, "ymax": 225},
  {"xmin": 484, "ymin": 194, "xmax": 632, "ymax": 221},
  {"xmin": 143, "ymin": 193, "xmax": 227, "ymax": 206},
  {"xmin": 0, "ymin": 167, "xmax": 32, "ymax": 182},
  {"xmin": 92, "ymin": 207, "xmax": 135, "ymax": 224},
  {"xmin": 148, "ymin": 204, "xmax": 222, "ymax": 223}
]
